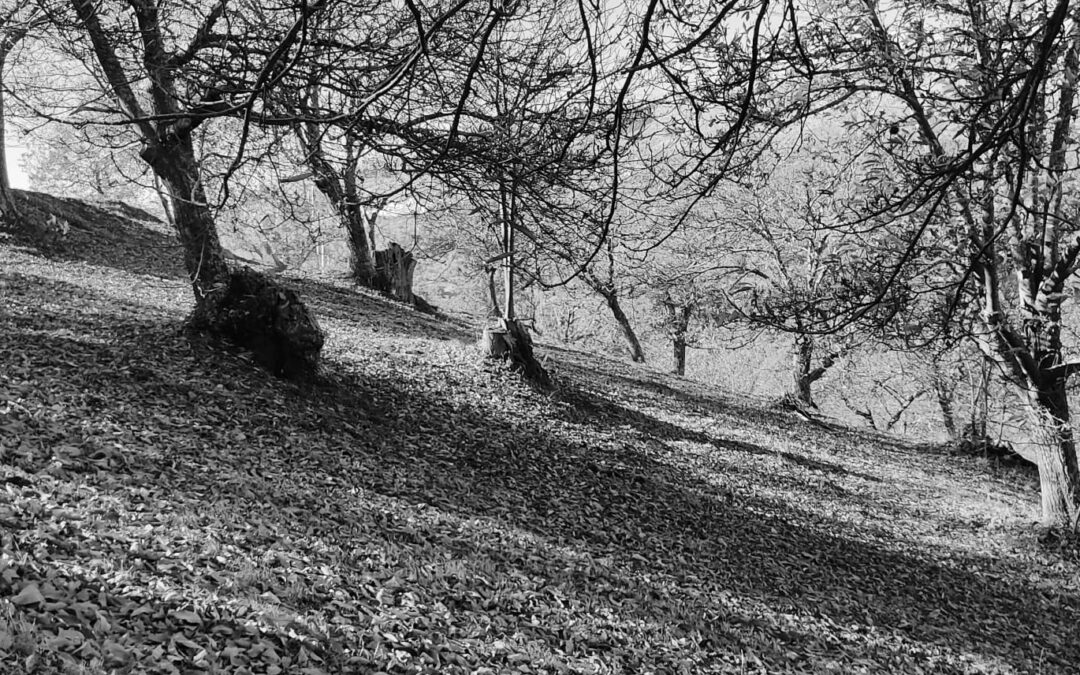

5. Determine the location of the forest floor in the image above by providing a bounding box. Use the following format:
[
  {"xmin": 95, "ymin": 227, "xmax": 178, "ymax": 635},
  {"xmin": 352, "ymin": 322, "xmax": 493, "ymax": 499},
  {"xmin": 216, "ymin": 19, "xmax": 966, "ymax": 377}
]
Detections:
[{"xmin": 0, "ymin": 190, "xmax": 1078, "ymax": 674}]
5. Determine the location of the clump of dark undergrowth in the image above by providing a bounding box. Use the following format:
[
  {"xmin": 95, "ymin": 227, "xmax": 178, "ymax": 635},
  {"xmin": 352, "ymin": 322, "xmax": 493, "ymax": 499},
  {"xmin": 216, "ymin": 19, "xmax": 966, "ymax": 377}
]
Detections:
[{"xmin": 190, "ymin": 266, "xmax": 325, "ymax": 381}]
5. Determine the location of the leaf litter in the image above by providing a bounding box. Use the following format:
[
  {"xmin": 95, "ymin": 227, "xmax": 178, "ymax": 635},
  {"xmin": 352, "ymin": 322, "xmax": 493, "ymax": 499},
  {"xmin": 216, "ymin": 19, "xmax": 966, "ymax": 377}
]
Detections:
[{"xmin": 0, "ymin": 195, "xmax": 1078, "ymax": 673}]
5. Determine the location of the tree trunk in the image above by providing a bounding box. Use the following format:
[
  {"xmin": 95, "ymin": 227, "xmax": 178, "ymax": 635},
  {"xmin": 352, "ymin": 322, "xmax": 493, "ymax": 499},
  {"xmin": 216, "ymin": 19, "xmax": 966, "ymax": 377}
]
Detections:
[
  {"xmin": 0, "ymin": 53, "xmax": 13, "ymax": 225},
  {"xmin": 74, "ymin": 0, "xmax": 323, "ymax": 379},
  {"xmin": 789, "ymin": 335, "xmax": 842, "ymax": 408},
  {"xmin": 1026, "ymin": 378, "xmax": 1080, "ymax": 529},
  {"xmin": 0, "ymin": 15, "xmax": 31, "ymax": 227},
  {"xmin": 792, "ymin": 335, "xmax": 815, "ymax": 407},
  {"xmin": 144, "ymin": 137, "xmax": 323, "ymax": 379},
  {"xmin": 672, "ymin": 334, "xmax": 687, "ymax": 376},
  {"xmin": 341, "ymin": 202, "xmax": 382, "ymax": 290},
  {"xmin": 930, "ymin": 361, "xmax": 958, "ymax": 439},
  {"xmin": 670, "ymin": 305, "xmax": 692, "ymax": 376},
  {"xmin": 142, "ymin": 138, "xmax": 231, "ymax": 308},
  {"xmin": 482, "ymin": 318, "xmax": 551, "ymax": 387},
  {"xmin": 597, "ymin": 287, "xmax": 645, "ymax": 363}
]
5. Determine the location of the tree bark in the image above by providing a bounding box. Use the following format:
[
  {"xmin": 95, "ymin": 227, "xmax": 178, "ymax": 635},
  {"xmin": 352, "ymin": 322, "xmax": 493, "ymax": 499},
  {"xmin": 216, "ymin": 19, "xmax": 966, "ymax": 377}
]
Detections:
[
  {"xmin": 930, "ymin": 361, "xmax": 958, "ymax": 439},
  {"xmin": 670, "ymin": 305, "xmax": 693, "ymax": 376},
  {"xmin": 482, "ymin": 318, "xmax": 551, "ymax": 387},
  {"xmin": 594, "ymin": 285, "xmax": 645, "ymax": 363},
  {"xmin": 143, "ymin": 137, "xmax": 231, "ymax": 308},
  {"xmin": 790, "ymin": 335, "xmax": 841, "ymax": 408},
  {"xmin": 672, "ymin": 333, "xmax": 687, "ymax": 376},
  {"xmin": 979, "ymin": 299, "xmax": 1080, "ymax": 526},
  {"xmin": 374, "ymin": 242, "xmax": 415, "ymax": 304},
  {"xmin": 0, "ymin": 48, "xmax": 15, "ymax": 226},
  {"xmin": 792, "ymin": 335, "xmax": 815, "ymax": 407},
  {"xmin": 340, "ymin": 201, "xmax": 382, "ymax": 289},
  {"xmin": 1026, "ymin": 378, "xmax": 1080, "ymax": 529},
  {"xmin": 292, "ymin": 87, "xmax": 383, "ymax": 290}
]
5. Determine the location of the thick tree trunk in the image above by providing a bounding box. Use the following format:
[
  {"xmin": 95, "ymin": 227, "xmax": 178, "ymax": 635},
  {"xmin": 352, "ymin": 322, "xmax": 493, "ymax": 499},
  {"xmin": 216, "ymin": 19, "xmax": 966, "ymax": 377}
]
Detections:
[
  {"xmin": 342, "ymin": 203, "xmax": 382, "ymax": 290},
  {"xmin": 72, "ymin": 0, "xmax": 322, "ymax": 379},
  {"xmin": 792, "ymin": 335, "xmax": 815, "ymax": 407},
  {"xmin": 1026, "ymin": 378, "xmax": 1080, "ymax": 529},
  {"xmin": 143, "ymin": 138, "xmax": 231, "ymax": 308},
  {"xmin": 672, "ymin": 334, "xmax": 687, "ymax": 376},
  {"xmin": 980, "ymin": 300, "xmax": 1080, "ymax": 527}
]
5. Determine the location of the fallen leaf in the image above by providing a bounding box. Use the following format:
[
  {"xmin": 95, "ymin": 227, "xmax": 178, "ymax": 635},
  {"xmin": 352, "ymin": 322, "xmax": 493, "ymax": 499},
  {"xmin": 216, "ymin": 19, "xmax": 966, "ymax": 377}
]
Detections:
[{"xmin": 10, "ymin": 583, "xmax": 44, "ymax": 606}]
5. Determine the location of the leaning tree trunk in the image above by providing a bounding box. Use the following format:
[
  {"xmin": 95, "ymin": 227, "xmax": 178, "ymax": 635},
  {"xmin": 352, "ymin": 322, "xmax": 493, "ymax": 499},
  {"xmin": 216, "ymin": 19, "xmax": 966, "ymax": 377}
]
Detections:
[
  {"xmin": 143, "ymin": 139, "xmax": 231, "ymax": 308},
  {"xmin": 74, "ymin": 0, "xmax": 323, "ymax": 380},
  {"xmin": 341, "ymin": 202, "xmax": 382, "ymax": 290},
  {"xmin": 296, "ymin": 121, "xmax": 381, "ymax": 290},
  {"xmin": 595, "ymin": 286, "xmax": 645, "ymax": 363}
]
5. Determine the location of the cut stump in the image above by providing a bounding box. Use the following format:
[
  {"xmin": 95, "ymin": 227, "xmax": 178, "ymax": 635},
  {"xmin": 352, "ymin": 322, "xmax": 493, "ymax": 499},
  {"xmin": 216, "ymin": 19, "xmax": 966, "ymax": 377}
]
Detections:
[
  {"xmin": 375, "ymin": 242, "xmax": 416, "ymax": 305},
  {"xmin": 482, "ymin": 319, "xmax": 551, "ymax": 387}
]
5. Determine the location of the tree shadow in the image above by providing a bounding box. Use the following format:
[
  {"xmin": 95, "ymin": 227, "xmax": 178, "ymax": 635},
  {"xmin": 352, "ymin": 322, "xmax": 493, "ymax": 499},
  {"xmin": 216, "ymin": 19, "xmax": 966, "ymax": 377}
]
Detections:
[{"xmin": 553, "ymin": 381, "xmax": 884, "ymax": 484}]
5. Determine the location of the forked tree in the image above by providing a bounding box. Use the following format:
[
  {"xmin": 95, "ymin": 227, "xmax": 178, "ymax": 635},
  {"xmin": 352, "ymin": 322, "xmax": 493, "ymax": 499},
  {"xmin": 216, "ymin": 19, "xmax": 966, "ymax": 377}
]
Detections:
[{"xmin": 56, "ymin": 0, "xmax": 330, "ymax": 377}]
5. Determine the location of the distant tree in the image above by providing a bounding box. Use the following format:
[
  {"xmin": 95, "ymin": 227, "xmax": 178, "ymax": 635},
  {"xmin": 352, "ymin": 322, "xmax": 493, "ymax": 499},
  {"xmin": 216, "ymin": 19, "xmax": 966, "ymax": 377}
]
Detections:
[
  {"xmin": 266, "ymin": 0, "xmax": 416, "ymax": 296},
  {"xmin": 710, "ymin": 136, "xmax": 915, "ymax": 408}
]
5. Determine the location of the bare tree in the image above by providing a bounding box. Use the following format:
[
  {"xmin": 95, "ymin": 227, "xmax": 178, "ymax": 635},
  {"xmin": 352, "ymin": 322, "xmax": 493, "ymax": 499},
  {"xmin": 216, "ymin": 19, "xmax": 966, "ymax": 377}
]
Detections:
[
  {"xmin": 53, "ymin": 0, "xmax": 328, "ymax": 377},
  {"xmin": 794, "ymin": 0, "xmax": 1080, "ymax": 527}
]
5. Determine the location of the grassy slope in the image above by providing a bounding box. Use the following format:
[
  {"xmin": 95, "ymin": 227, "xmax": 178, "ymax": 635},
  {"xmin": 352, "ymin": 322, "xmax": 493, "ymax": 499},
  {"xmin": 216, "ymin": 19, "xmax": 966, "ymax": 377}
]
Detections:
[{"xmin": 1, "ymin": 192, "xmax": 1078, "ymax": 674}]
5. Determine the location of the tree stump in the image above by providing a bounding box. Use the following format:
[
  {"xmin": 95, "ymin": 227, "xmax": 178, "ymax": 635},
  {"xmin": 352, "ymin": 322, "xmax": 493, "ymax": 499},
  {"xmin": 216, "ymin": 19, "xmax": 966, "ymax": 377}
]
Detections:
[
  {"xmin": 482, "ymin": 318, "xmax": 551, "ymax": 387},
  {"xmin": 375, "ymin": 242, "xmax": 416, "ymax": 305}
]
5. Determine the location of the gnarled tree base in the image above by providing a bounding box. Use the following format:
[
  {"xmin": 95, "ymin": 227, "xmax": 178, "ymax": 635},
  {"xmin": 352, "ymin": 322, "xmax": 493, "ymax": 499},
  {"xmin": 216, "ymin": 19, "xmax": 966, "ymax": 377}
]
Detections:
[
  {"xmin": 189, "ymin": 267, "xmax": 325, "ymax": 380},
  {"xmin": 482, "ymin": 319, "xmax": 551, "ymax": 387}
]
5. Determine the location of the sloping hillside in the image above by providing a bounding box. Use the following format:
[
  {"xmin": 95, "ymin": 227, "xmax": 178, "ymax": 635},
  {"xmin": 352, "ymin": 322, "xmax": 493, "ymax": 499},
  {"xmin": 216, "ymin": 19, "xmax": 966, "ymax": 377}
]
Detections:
[{"xmin": 1, "ymin": 193, "xmax": 1078, "ymax": 674}]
